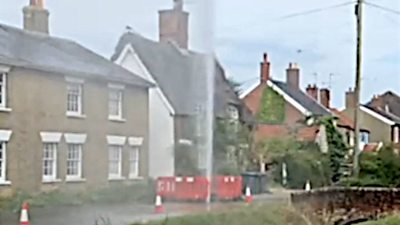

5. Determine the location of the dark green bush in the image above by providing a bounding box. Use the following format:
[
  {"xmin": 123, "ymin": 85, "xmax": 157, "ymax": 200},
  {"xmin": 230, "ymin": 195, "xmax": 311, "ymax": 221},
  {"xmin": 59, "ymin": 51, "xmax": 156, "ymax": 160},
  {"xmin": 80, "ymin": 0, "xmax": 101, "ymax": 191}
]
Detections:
[{"xmin": 341, "ymin": 145, "xmax": 400, "ymax": 187}]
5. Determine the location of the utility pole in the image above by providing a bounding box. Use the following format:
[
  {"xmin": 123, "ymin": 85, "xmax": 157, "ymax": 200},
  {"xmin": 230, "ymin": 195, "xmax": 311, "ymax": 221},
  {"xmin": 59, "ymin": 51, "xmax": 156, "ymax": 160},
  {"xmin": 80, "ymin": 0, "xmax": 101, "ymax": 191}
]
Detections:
[{"xmin": 353, "ymin": 0, "xmax": 364, "ymax": 177}]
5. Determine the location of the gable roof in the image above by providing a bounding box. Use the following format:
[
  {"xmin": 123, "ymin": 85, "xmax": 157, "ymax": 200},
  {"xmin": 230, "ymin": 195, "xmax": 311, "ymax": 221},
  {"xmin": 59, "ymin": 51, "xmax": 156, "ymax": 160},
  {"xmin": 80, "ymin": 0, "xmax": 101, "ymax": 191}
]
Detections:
[
  {"xmin": 0, "ymin": 24, "xmax": 152, "ymax": 87},
  {"xmin": 111, "ymin": 32, "xmax": 244, "ymax": 118},
  {"xmin": 367, "ymin": 91, "xmax": 400, "ymax": 118},
  {"xmin": 361, "ymin": 105, "xmax": 400, "ymax": 125}
]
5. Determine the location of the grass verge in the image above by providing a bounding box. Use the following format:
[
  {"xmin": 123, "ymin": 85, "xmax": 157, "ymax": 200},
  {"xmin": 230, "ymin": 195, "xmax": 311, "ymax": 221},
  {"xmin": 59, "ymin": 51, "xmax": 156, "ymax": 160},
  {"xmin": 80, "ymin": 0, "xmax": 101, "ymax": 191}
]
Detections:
[
  {"xmin": 356, "ymin": 215, "xmax": 400, "ymax": 225},
  {"xmin": 0, "ymin": 180, "xmax": 155, "ymax": 212},
  {"xmin": 132, "ymin": 204, "xmax": 311, "ymax": 225}
]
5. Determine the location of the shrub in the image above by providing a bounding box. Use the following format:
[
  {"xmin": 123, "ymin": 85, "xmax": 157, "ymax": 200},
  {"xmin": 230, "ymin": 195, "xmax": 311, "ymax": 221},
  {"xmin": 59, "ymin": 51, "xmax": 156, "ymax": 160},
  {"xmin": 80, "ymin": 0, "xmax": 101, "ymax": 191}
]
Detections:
[
  {"xmin": 341, "ymin": 145, "xmax": 400, "ymax": 187},
  {"xmin": 273, "ymin": 148, "xmax": 331, "ymax": 189}
]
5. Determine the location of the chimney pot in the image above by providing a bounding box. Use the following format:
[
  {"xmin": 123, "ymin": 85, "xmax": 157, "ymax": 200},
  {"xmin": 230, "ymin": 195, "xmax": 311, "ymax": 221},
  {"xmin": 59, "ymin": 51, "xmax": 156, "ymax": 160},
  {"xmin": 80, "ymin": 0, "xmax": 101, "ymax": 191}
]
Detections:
[
  {"xmin": 320, "ymin": 88, "xmax": 331, "ymax": 109},
  {"xmin": 306, "ymin": 84, "xmax": 319, "ymax": 101},
  {"xmin": 345, "ymin": 88, "xmax": 356, "ymax": 109},
  {"xmin": 286, "ymin": 62, "xmax": 300, "ymax": 89},
  {"xmin": 159, "ymin": 0, "xmax": 189, "ymax": 49},
  {"xmin": 23, "ymin": 0, "xmax": 49, "ymax": 34},
  {"xmin": 260, "ymin": 53, "xmax": 271, "ymax": 83}
]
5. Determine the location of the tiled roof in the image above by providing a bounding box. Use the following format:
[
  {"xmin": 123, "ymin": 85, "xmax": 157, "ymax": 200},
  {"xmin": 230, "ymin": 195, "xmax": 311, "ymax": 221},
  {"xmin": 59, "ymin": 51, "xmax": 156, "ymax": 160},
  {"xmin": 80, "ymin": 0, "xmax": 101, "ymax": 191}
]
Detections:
[
  {"xmin": 271, "ymin": 80, "xmax": 331, "ymax": 116},
  {"xmin": 330, "ymin": 108, "xmax": 369, "ymax": 132},
  {"xmin": 362, "ymin": 105, "xmax": 400, "ymax": 124},
  {"xmin": 367, "ymin": 91, "xmax": 400, "ymax": 118},
  {"xmin": 0, "ymin": 24, "xmax": 152, "ymax": 87},
  {"xmin": 363, "ymin": 142, "xmax": 383, "ymax": 153},
  {"xmin": 111, "ymin": 32, "xmax": 243, "ymax": 117}
]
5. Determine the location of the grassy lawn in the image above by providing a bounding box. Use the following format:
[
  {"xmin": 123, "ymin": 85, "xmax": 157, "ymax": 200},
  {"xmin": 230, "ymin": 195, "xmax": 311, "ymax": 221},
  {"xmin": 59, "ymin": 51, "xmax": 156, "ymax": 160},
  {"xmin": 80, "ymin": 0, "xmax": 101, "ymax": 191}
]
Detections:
[
  {"xmin": 0, "ymin": 181, "xmax": 155, "ymax": 212},
  {"xmin": 356, "ymin": 215, "xmax": 400, "ymax": 225},
  {"xmin": 132, "ymin": 204, "xmax": 310, "ymax": 225}
]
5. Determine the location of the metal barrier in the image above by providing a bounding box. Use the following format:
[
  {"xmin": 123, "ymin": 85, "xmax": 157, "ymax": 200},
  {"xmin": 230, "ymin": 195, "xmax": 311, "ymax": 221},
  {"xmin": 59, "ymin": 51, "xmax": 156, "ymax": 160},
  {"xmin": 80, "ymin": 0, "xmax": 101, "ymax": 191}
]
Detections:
[{"xmin": 156, "ymin": 176, "xmax": 243, "ymax": 202}]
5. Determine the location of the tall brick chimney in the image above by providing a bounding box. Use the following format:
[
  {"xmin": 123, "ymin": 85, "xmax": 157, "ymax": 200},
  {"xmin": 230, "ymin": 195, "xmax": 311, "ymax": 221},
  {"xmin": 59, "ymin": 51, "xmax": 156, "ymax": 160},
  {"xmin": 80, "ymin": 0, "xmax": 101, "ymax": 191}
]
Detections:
[
  {"xmin": 260, "ymin": 53, "xmax": 270, "ymax": 83},
  {"xmin": 345, "ymin": 88, "xmax": 356, "ymax": 109},
  {"xmin": 286, "ymin": 63, "xmax": 300, "ymax": 89},
  {"xmin": 159, "ymin": 0, "xmax": 189, "ymax": 49},
  {"xmin": 320, "ymin": 88, "xmax": 331, "ymax": 109},
  {"xmin": 306, "ymin": 84, "xmax": 319, "ymax": 101},
  {"xmin": 23, "ymin": 0, "xmax": 49, "ymax": 34}
]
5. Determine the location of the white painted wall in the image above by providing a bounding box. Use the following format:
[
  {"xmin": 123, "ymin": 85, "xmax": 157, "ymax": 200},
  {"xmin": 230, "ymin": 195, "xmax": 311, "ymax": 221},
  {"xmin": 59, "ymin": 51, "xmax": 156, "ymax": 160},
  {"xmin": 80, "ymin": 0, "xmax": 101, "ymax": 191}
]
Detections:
[{"xmin": 115, "ymin": 45, "xmax": 175, "ymax": 178}]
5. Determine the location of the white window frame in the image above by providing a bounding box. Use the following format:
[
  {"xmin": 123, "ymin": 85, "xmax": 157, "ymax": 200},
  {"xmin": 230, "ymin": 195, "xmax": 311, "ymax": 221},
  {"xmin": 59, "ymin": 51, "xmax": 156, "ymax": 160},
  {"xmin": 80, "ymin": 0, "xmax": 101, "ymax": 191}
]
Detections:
[
  {"xmin": 0, "ymin": 73, "xmax": 7, "ymax": 109},
  {"xmin": 64, "ymin": 133, "xmax": 86, "ymax": 181},
  {"xmin": 42, "ymin": 143, "xmax": 58, "ymax": 182},
  {"xmin": 108, "ymin": 84, "xmax": 124, "ymax": 121},
  {"xmin": 129, "ymin": 146, "xmax": 140, "ymax": 179},
  {"xmin": 0, "ymin": 142, "xmax": 7, "ymax": 184},
  {"xmin": 0, "ymin": 130, "xmax": 12, "ymax": 185},
  {"xmin": 66, "ymin": 78, "xmax": 84, "ymax": 117},
  {"xmin": 108, "ymin": 145, "xmax": 123, "ymax": 180},
  {"xmin": 394, "ymin": 126, "xmax": 399, "ymax": 143},
  {"xmin": 66, "ymin": 144, "xmax": 83, "ymax": 180}
]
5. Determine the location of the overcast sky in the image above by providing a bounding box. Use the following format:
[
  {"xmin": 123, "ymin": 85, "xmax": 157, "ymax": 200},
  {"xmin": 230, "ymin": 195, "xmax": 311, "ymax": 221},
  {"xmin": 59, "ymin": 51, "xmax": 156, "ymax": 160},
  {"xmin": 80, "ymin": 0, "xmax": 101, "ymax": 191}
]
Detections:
[{"xmin": 0, "ymin": 0, "xmax": 399, "ymax": 108}]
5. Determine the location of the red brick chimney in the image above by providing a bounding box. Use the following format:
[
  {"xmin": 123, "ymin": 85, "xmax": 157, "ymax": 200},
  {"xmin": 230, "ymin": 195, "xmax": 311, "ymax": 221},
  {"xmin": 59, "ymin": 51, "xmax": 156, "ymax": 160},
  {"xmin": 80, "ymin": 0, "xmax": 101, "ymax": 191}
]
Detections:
[
  {"xmin": 159, "ymin": 0, "xmax": 189, "ymax": 49},
  {"xmin": 260, "ymin": 53, "xmax": 270, "ymax": 83},
  {"xmin": 320, "ymin": 88, "xmax": 331, "ymax": 108},
  {"xmin": 345, "ymin": 88, "xmax": 356, "ymax": 109},
  {"xmin": 306, "ymin": 84, "xmax": 319, "ymax": 101},
  {"xmin": 286, "ymin": 63, "xmax": 300, "ymax": 89}
]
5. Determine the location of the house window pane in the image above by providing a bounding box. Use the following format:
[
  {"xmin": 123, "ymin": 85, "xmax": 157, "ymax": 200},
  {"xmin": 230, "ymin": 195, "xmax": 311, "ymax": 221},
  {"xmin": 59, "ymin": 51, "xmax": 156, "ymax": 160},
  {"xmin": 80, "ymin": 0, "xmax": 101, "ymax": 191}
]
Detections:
[
  {"xmin": 43, "ymin": 143, "xmax": 57, "ymax": 179},
  {"xmin": 0, "ymin": 143, "xmax": 4, "ymax": 181},
  {"xmin": 0, "ymin": 73, "xmax": 6, "ymax": 107},
  {"xmin": 67, "ymin": 144, "xmax": 82, "ymax": 178},
  {"xmin": 109, "ymin": 89, "xmax": 122, "ymax": 117},
  {"xmin": 108, "ymin": 145, "xmax": 122, "ymax": 177},
  {"xmin": 129, "ymin": 147, "xmax": 140, "ymax": 177},
  {"xmin": 67, "ymin": 83, "xmax": 82, "ymax": 113}
]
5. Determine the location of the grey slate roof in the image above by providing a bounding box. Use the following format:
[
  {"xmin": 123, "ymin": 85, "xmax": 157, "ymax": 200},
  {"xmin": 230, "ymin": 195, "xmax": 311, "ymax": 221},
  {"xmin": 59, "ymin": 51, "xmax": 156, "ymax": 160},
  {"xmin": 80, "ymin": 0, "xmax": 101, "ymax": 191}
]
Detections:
[
  {"xmin": 112, "ymin": 32, "xmax": 245, "ymax": 118},
  {"xmin": 271, "ymin": 80, "xmax": 331, "ymax": 116},
  {"xmin": 0, "ymin": 24, "xmax": 152, "ymax": 87},
  {"xmin": 362, "ymin": 105, "xmax": 400, "ymax": 124}
]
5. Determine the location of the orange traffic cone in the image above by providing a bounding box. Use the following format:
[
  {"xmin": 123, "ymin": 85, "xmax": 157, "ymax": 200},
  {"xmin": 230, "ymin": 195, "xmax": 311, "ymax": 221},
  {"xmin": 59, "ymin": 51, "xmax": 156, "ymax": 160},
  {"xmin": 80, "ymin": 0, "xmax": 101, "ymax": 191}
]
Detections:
[
  {"xmin": 154, "ymin": 195, "xmax": 165, "ymax": 214},
  {"xmin": 20, "ymin": 202, "xmax": 30, "ymax": 225},
  {"xmin": 245, "ymin": 187, "xmax": 253, "ymax": 204}
]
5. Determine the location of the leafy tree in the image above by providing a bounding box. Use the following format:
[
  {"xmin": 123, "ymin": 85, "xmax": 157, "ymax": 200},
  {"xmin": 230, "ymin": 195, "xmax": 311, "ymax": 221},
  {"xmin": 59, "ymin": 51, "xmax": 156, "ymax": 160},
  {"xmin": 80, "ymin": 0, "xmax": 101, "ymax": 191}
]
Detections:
[
  {"xmin": 213, "ymin": 119, "xmax": 252, "ymax": 175},
  {"xmin": 318, "ymin": 117, "xmax": 349, "ymax": 183}
]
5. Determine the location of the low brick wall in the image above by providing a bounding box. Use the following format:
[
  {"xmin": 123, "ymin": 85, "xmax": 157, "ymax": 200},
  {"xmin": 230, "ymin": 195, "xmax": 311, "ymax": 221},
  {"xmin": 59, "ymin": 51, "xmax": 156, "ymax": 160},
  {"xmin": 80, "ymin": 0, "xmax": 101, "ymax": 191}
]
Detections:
[{"xmin": 291, "ymin": 187, "xmax": 400, "ymax": 224}]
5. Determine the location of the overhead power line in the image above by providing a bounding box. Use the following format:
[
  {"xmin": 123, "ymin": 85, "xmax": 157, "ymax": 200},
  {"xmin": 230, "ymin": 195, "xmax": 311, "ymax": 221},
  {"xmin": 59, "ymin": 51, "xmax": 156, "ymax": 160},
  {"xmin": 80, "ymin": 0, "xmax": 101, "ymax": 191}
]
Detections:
[
  {"xmin": 364, "ymin": 1, "xmax": 400, "ymax": 16},
  {"xmin": 277, "ymin": 1, "xmax": 356, "ymax": 20},
  {"xmin": 222, "ymin": 1, "xmax": 356, "ymax": 32}
]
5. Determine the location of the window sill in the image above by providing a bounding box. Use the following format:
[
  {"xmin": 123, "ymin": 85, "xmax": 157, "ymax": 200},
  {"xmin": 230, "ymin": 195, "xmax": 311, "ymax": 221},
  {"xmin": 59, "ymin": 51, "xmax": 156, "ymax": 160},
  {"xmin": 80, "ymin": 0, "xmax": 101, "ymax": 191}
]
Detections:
[
  {"xmin": 66, "ymin": 178, "xmax": 86, "ymax": 183},
  {"xmin": 0, "ymin": 107, "xmax": 12, "ymax": 112},
  {"xmin": 0, "ymin": 180, "xmax": 11, "ymax": 186},
  {"xmin": 128, "ymin": 176, "xmax": 143, "ymax": 180},
  {"xmin": 108, "ymin": 176, "xmax": 126, "ymax": 181},
  {"xmin": 42, "ymin": 179, "xmax": 62, "ymax": 184},
  {"xmin": 108, "ymin": 117, "xmax": 126, "ymax": 123},
  {"xmin": 66, "ymin": 112, "xmax": 86, "ymax": 119}
]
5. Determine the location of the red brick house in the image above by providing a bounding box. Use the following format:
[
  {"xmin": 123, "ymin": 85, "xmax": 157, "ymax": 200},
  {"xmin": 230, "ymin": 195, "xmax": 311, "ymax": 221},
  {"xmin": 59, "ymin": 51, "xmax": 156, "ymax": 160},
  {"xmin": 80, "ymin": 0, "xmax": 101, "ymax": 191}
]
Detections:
[
  {"xmin": 241, "ymin": 54, "xmax": 331, "ymax": 147},
  {"xmin": 304, "ymin": 85, "xmax": 370, "ymax": 150}
]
